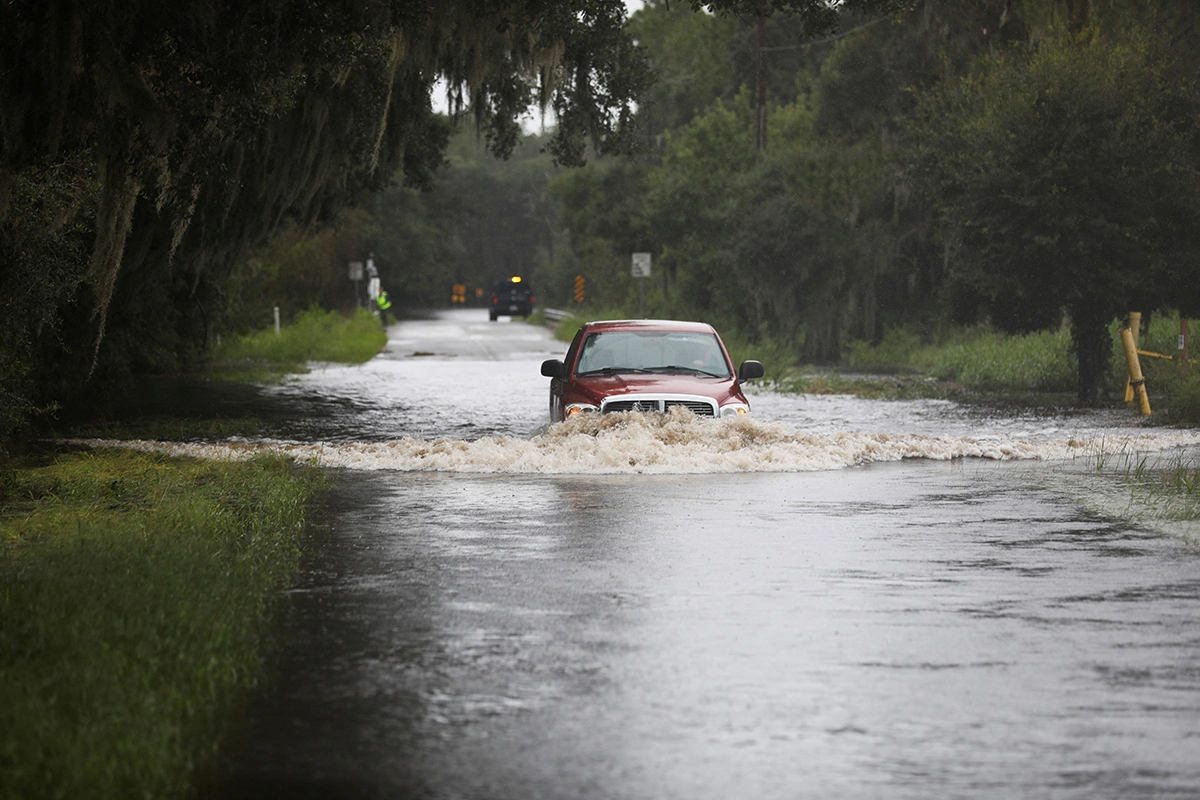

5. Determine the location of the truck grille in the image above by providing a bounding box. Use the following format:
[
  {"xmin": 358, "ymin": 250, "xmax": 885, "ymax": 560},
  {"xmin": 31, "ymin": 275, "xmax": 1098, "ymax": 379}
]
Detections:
[
  {"xmin": 664, "ymin": 400, "xmax": 716, "ymax": 416},
  {"xmin": 601, "ymin": 397, "xmax": 717, "ymax": 416}
]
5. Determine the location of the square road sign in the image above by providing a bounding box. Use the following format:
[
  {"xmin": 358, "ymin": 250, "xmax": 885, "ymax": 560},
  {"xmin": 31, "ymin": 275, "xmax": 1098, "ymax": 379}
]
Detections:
[{"xmin": 632, "ymin": 252, "xmax": 651, "ymax": 278}]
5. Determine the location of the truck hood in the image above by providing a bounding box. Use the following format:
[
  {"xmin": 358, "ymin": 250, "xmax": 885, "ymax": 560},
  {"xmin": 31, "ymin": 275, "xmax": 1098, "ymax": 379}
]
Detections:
[{"xmin": 570, "ymin": 373, "xmax": 744, "ymax": 407}]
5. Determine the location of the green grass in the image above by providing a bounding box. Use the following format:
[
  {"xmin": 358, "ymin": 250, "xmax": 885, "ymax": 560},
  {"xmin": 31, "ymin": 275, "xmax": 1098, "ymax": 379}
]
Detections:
[
  {"xmin": 64, "ymin": 416, "xmax": 270, "ymax": 442},
  {"xmin": 924, "ymin": 326, "xmax": 1077, "ymax": 392},
  {"xmin": 842, "ymin": 327, "xmax": 931, "ymax": 371},
  {"xmin": 210, "ymin": 307, "xmax": 386, "ymax": 379},
  {"xmin": 0, "ymin": 448, "xmax": 321, "ymax": 800},
  {"xmin": 709, "ymin": 323, "xmax": 798, "ymax": 381},
  {"xmin": 835, "ymin": 315, "xmax": 1200, "ymax": 419},
  {"xmin": 1143, "ymin": 455, "xmax": 1200, "ymax": 523},
  {"xmin": 843, "ymin": 325, "xmax": 1076, "ymax": 392},
  {"xmin": 1090, "ymin": 451, "xmax": 1200, "ymax": 526},
  {"xmin": 772, "ymin": 371, "xmax": 958, "ymax": 400}
]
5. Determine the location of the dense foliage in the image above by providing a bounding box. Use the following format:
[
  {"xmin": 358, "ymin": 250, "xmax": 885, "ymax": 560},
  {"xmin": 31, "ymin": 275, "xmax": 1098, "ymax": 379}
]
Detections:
[
  {"xmin": 909, "ymin": 27, "xmax": 1200, "ymax": 401},
  {"xmin": 0, "ymin": 0, "xmax": 657, "ymax": 437},
  {"xmin": 539, "ymin": 0, "xmax": 1200, "ymax": 403},
  {"xmin": 6, "ymin": 0, "xmax": 1198, "ymax": 432}
]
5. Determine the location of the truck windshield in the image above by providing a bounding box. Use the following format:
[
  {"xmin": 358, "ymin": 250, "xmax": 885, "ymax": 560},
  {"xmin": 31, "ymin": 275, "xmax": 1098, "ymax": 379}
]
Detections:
[{"xmin": 575, "ymin": 331, "xmax": 731, "ymax": 378}]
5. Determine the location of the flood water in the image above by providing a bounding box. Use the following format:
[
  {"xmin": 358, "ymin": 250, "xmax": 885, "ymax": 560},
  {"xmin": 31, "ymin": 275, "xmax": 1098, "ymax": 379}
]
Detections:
[{"xmin": 166, "ymin": 309, "xmax": 1200, "ymax": 799}]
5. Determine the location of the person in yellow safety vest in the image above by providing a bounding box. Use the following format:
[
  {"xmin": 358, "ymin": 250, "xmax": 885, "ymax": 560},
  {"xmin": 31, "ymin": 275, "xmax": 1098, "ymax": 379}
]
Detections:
[{"xmin": 376, "ymin": 289, "xmax": 393, "ymax": 328}]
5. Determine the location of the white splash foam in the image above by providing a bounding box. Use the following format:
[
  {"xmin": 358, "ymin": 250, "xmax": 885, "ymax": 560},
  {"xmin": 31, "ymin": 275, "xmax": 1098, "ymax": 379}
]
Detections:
[{"xmin": 71, "ymin": 410, "xmax": 1200, "ymax": 475}]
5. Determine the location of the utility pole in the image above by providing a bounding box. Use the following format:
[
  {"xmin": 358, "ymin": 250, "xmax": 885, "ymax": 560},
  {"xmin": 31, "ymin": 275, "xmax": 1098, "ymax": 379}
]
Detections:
[{"xmin": 756, "ymin": 16, "xmax": 767, "ymax": 151}]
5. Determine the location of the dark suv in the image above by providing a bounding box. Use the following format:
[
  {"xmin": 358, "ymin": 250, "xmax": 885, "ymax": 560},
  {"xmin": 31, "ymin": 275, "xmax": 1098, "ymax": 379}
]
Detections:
[{"xmin": 489, "ymin": 277, "xmax": 534, "ymax": 321}]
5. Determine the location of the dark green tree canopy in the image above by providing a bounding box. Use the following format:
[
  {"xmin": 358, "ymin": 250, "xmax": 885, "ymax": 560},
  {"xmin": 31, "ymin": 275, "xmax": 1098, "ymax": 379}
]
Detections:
[
  {"xmin": 1, "ymin": 0, "xmax": 924, "ymax": 435},
  {"xmin": 0, "ymin": 0, "xmax": 657, "ymax": 349},
  {"xmin": 908, "ymin": 27, "xmax": 1200, "ymax": 401}
]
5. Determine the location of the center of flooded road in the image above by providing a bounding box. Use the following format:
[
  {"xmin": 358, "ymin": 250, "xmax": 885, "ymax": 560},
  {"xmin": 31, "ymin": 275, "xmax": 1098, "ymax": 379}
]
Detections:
[
  {"xmin": 206, "ymin": 464, "xmax": 1200, "ymax": 800},
  {"xmin": 188, "ymin": 310, "xmax": 1200, "ymax": 798}
]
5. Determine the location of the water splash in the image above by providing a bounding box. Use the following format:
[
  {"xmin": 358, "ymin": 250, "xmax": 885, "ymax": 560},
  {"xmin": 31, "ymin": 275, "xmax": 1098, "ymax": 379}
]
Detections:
[{"xmin": 73, "ymin": 410, "xmax": 1200, "ymax": 474}]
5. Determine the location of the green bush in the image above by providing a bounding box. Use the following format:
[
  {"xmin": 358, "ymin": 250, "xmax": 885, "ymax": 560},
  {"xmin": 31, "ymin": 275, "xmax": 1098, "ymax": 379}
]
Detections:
[{"xmin": 1162, "ymin": 373, "xmax": 1200, "ymax": 424}]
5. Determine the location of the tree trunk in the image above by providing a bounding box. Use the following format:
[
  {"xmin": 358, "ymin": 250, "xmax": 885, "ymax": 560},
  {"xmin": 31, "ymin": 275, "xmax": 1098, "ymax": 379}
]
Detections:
[{"xmin": 1070, "ymin": 304, "xmax": 1110, "ymax": 405}]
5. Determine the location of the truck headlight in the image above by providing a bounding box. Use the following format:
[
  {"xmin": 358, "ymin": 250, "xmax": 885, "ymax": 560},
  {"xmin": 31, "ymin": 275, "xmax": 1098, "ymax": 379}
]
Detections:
[
  {"xmin": 719, "ymin": 403, "xmax": 749, "ymax": 417},
  {"xmin": 566, "ymin": 403, "xmax": 599, "ymax": 416}
]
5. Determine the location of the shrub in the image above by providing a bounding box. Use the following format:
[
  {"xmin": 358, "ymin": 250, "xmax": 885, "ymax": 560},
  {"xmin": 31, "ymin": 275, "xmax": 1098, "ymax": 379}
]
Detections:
[{"xmin": 926, "ymin": 327, "xmax": 1076, "ymax": 392}]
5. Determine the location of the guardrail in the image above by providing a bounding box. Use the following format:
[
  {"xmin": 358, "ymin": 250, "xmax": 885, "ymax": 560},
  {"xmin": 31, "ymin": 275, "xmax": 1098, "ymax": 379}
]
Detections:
[{"xmin": 542, "ymin": 308, "xmax": 571, "ymax": 324}]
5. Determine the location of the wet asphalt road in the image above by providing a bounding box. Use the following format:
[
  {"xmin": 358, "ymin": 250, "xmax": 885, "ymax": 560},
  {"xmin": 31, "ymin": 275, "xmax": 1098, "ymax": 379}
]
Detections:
[{"xmin": 202, "ymin": 310, "xmax": 1200, "ymax": 799}]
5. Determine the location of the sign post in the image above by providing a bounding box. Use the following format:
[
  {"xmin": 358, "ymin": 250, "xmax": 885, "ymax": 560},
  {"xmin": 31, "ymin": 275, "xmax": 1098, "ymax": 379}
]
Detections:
[
  {"xmin": 364, "ymin": 255, "xmax": 380, "ymax": 312},
  {"xmin": 632, "ymin": 252, "xmax": 651, "ymax": 318},
  {"xmin": 348, "ymin": 260, "xmax": 364, "ymax": 307}
]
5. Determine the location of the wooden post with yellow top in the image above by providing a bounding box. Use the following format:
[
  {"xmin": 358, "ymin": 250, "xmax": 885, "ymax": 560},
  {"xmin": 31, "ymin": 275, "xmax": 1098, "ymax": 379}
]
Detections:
[
  {"xmin": 1120, "ymin": 326, "xmax": 1151, "ymax": 416},
  {"xmin": 1124, "ymin": 311, "xmax": 1141, "ymax": 403}
]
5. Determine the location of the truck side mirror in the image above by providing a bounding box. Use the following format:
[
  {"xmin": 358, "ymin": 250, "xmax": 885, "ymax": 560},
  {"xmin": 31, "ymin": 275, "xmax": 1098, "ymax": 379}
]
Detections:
[
  {"xmin": 541, "ymin": 359, "xmax": 565, "ymax": 379},
  {"xmin": 738, "ymin": 360, "xmax": 764, "ymax": 381}
]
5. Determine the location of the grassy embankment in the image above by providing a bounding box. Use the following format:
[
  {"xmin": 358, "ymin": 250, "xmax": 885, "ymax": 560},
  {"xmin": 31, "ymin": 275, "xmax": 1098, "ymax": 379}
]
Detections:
[
  {"xmin": 0, "ymin": 448, "xmax": 322, "ymax": 799},
  {"xmin": 835, "ymin": 314, "xmax": 1200, "ymax": 420},
  {"xmin": 0, "ymin": 307, "xmax": 383, "ymax": 799},
  {"xmin": 209, "ymin": 307, "xmax": 387, "ymax": 380}
]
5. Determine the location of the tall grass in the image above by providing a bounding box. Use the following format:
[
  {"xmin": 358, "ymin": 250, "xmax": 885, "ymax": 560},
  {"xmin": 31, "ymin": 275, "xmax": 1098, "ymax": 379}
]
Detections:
[
  {"xmin": 0, "ymin": 449, "xmax": 321, "ymax": 800},
  {"xmin": 212, "ymin": 307, "xmax": 386, "ymax": 375},
  {"xmin": 713, "ymin": 325, "xmax": 798, "ymax": 380},
  {"xmin": 1095, "ymin": 450, "xmax": 1200, "ymax": 525},
  {"xmin": 1145, "ymin": 455, "xmax": 1200, "ymax": 522},
  {"xmin": 842, "ymin": 327, "xmax": 929, "ymax": 371},
  {"xmin": 924, "ymin": 326, "xmax": 1077, "ymax": 392},
  {"xmin": 843, "ymin": 325, "xmax": 1077, "ymax": 392}
]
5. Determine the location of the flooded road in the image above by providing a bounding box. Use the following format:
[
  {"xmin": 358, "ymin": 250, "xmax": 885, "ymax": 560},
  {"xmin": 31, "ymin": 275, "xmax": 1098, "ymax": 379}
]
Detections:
[{"xmin": 190, "ymin": 310, "xmax": 1200, "ymax": 798}]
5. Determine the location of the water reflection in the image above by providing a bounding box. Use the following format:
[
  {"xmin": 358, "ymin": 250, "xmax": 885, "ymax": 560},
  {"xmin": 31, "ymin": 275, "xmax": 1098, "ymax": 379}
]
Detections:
[
  {"xmin": 206, "ymin": 462, "xmax": 1200, "ymax": 799},
  {"xmin": 176, "ymin": 312, "xmax": 1200, "ymax": 798}
]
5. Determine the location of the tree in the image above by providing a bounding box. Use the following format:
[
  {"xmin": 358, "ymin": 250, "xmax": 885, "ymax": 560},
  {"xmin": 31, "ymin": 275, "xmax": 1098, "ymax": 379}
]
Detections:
[
  {"xmin": 0, "ymin": 0, "xmax": 653, "ymax": 434},
  {"xmin": 908, "ymin": 28, "xmax": 1200, "ymax": 402}
]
